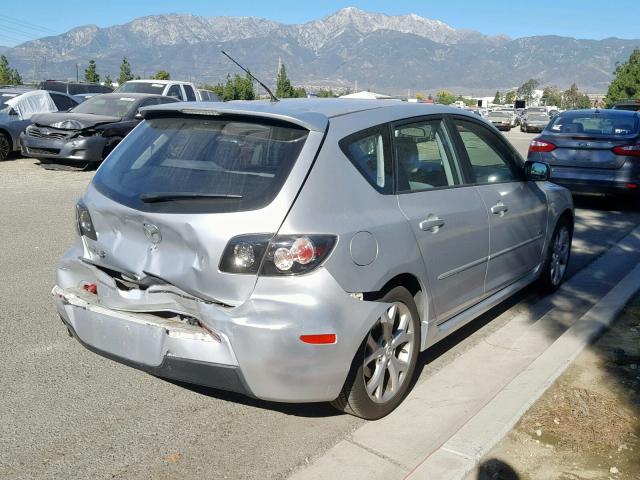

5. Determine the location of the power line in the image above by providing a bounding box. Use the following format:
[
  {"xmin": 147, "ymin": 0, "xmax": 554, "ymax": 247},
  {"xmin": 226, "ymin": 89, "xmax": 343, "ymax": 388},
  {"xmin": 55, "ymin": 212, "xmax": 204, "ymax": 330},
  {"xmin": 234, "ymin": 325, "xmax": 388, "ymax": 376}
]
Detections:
[{"xmin": 0, "ymin": 14, "xmax": 59, "ymax": 35}]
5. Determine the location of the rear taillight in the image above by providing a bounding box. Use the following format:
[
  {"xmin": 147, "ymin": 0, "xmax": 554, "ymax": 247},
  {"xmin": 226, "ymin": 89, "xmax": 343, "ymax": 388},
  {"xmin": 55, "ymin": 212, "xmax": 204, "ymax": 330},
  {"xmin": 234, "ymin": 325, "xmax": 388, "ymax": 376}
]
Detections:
[
  {"xmin": 612, "ymin": 144, "xmax": 640, "ymax": 157},
  {"xmin": 75, "ymin": 201, "xmax": 97, "ymax": 240},
  {"xmin": 528, "ymin": 139, "xmax": 556, "ymax": 153},
  {"xmin": 219, "ymin": 234, "xmax": 337, "ymax": 276}
]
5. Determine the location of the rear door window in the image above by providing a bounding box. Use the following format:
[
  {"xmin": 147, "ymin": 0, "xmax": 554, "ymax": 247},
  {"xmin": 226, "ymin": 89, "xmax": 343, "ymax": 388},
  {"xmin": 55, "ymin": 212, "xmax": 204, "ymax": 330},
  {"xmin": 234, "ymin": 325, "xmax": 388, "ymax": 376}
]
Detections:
[
  {"xmin": 93, "ymin": 117, "xmax": 309, "ymax": 213},
  {"xmin": 166, "ymin": 84, "xmax": 183, "ymax": 100},
  {"xmin": 183, "ymin": 85, "xmax": 196, "ymax": 101},
  {"xmin": 393, "ymin": 118, "xmax": 462, "ymax": 192},
  {"xmin": 339, "ymin": 125, "xmax": 393, "ymax": 194}
]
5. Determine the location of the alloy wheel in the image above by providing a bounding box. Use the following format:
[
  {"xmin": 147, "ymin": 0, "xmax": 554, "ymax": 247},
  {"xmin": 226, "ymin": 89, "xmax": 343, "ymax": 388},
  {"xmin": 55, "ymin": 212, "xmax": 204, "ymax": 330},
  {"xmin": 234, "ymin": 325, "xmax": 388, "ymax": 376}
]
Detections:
[
  {"xmin": 550, "ymin": 226, "xmax": 570, "ymax": 286},
  {"xmin": 363, "ymin": 302, "xmax": 414, "ymax": 404},
  {"xmin": 0, "ymin": 135, "xmax": 9, "ymax": 161}
]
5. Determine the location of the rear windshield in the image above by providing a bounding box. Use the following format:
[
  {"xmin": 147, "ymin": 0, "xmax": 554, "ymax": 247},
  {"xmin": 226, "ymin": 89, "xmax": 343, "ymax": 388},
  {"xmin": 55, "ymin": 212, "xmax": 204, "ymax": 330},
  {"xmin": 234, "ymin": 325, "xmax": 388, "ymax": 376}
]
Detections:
[
  {"xmin": 93, "ymin": 117, "xmax": 309, "ymax": 213},
  {"xmin": 490, "ymin": 112, "xmax": 509, "ymax": 117},
  {"xmin": 613, "ymin": 104, "xmax": 640, "ymax": 112},
  {"xmin": 548, "ymin": 113, "xmax": 639, "ymax": 136},
  {"xmin": 117, "ymin": 82, "xmax": 165, "ymax": 94},
  {"xmin": 528, "ymin": 114, "xmax": 549, "ymax": 121},
  {"xmin": 72, "ymin": 96, "xmax": 136, "ymax": 117}
]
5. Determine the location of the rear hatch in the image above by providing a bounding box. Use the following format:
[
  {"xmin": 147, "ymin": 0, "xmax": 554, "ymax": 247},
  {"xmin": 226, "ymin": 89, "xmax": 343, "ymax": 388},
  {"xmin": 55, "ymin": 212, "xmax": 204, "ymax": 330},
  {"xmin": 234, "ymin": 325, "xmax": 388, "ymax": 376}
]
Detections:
[
  {"xmin": 542, "ymin": 111, "xmax": 639, "ymax": 169},
  {"xmin": 86, "ymin": 113, "xmax": 325, "ymax": 306}
]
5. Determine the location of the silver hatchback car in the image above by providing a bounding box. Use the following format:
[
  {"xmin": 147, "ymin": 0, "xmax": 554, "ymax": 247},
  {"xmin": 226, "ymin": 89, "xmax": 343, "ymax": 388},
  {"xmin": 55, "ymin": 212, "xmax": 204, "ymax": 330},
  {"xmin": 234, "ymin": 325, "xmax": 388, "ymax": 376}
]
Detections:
[{"xmin": 53, "ymin": 99, "xmax": 574, "ymax": 419}]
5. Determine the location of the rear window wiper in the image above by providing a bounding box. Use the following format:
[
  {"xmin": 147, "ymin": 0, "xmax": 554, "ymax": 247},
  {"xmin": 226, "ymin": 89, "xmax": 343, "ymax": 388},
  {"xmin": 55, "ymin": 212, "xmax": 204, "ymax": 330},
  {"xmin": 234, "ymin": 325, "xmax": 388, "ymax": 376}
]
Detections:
[{"xmin": 140, "ymin": 192, "xmax": 243, "ymax": 203}]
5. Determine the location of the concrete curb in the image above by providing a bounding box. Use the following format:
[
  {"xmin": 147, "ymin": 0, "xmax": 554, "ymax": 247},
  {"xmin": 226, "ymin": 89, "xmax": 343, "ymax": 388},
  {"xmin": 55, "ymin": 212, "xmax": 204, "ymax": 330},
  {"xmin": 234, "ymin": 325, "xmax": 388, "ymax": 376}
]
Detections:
[
  {"xmin": 407, "ymin": 262, "xmax": 640, "ymax": 479},
  {"xmin": 288, "ymin": 226, "xmax": 640, "ymax": 480}
]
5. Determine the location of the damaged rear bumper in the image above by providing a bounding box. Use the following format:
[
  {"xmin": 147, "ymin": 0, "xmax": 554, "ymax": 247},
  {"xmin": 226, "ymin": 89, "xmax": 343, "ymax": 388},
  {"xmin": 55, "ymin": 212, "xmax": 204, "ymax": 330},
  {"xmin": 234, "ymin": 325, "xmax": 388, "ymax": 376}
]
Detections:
[
  {"xmin": 53, "ymin": 245, "xmax": 388, "ymax": 403},
  {"xmin": 53, "ymin": 286, "xmax": 251, "ymax": 395}
]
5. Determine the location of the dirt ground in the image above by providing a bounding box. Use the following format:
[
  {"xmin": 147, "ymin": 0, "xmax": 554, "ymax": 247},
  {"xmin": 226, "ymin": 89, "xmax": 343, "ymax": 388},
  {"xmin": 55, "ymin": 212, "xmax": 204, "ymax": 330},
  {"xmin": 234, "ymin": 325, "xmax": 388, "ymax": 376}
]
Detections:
[{"xmin": 474, "ymin": 294, "xmax": 640, "ymax": 480}]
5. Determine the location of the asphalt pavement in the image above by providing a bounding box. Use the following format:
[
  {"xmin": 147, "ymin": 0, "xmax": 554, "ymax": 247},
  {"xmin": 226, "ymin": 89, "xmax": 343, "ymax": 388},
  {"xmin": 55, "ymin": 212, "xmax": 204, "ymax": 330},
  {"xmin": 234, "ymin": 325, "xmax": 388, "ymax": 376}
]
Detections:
[{"xmin": 1, "ymin": 129, "xmax": 639, "ymax": 480}]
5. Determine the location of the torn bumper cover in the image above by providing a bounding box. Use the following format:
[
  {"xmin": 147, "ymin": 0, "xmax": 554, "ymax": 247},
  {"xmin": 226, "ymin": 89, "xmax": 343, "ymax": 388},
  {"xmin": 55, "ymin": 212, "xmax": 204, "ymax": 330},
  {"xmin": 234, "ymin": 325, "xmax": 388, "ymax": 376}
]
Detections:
[
  {"xmin": 52, "ymin": 250, "xmax": 388, "ymax": 403},
  {"xmin": 52, "ymin": 286, "xmax": 250, "ymax": 395}
]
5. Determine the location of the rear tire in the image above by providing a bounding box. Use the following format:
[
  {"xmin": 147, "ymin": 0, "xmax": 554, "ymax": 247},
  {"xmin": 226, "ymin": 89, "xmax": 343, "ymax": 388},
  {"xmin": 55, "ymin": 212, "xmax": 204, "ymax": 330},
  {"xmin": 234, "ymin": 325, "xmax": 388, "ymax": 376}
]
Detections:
[
  {"xmin": 536, "ymin": 217, "xmax": 572, "ymax": 293},
  {"xmin": 331, "ymin": 287, "xmax": 420, "ymax": 420},
  {"xmin": 0, "ymin": 133, "xmax": 10, "ymax": 161}
]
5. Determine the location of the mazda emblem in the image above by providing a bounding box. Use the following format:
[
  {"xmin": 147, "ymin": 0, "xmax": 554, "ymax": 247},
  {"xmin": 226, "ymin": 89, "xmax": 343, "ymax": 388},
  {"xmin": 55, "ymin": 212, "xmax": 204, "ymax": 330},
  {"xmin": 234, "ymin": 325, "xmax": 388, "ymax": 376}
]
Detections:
[{"xmin": 143, "ymin": 223, "xmax": 162, "ymax": 244}]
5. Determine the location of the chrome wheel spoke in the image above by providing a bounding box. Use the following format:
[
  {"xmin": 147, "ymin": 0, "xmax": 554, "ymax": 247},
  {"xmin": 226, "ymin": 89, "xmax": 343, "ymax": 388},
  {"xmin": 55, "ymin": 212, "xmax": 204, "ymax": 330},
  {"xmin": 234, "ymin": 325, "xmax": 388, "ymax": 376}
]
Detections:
[
  {"xmin": 366, "ymin": 364, "xmax": 385, "ymax": 400},
  {"xmin": 391, "ymin": 331, "xmax": 411, "ymax": 349},
  {"xmin": 364, "ymin": 346, "xmax": 385, "ymax": 367}
]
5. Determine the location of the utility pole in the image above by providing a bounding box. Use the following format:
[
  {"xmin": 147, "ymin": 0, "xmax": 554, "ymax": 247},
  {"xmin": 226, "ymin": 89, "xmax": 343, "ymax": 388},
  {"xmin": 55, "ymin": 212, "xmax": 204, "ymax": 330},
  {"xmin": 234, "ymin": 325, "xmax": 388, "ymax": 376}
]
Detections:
[{"xmin": 76, "ymin": 64, "xmax": 79, "ymax": 82}]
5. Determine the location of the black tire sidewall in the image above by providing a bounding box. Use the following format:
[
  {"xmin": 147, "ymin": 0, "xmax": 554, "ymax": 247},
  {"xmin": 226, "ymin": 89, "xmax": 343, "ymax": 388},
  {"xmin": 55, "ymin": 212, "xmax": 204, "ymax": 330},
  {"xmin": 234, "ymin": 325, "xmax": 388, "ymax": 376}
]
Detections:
[
  {"xmin": 339, "ymin": 286, "xmax": 421, "ymax": 420},
  {"xmin": 539, "ymin": 218, "xmax": 572, "ymax": 293},
  {"xmin": 0, "ymin": 133, "xmax": 10, "ymax": 161}
]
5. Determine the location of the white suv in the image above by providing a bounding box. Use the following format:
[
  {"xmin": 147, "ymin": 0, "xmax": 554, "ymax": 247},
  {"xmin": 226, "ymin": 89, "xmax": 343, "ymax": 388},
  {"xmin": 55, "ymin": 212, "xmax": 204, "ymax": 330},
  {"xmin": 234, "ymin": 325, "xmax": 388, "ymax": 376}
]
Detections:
[{"xmin": 116, "ymin": 79, "xmax": 201, "ymax": 101}]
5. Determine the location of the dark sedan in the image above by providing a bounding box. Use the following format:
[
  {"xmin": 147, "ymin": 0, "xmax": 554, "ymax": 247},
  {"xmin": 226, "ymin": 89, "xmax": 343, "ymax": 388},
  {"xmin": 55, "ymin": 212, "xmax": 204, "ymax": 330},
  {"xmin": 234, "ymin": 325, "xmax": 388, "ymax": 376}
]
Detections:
[
  {"xmin": 21, "ymin": 93, "xmax": 178, "ymax": 164},
  {"xmin": 527, "ymin": 109, "xmax": 640, "ymax": 202},
  {"xmin": 520, "ymin": 113, "xmax": 550, "ymax": 133}
]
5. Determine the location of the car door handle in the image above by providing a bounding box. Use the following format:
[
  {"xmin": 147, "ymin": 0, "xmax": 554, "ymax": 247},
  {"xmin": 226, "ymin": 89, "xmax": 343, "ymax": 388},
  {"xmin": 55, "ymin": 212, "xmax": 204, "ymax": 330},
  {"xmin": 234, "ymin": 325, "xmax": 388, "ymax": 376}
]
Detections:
[
  {"xmin": 491, "ymin": 202, "xmax": 509, "ymax": 216},
  {"xmin": 419, "ymin": 216, "xmax": 445, "ymax": 232}
]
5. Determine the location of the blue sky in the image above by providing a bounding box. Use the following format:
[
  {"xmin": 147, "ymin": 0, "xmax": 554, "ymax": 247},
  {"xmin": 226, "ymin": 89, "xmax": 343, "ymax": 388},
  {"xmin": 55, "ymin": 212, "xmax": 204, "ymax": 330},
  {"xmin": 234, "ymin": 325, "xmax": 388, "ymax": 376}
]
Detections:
[{"xmin": 2, "ymin": 0, "xmax": 639, "ymax": 47}]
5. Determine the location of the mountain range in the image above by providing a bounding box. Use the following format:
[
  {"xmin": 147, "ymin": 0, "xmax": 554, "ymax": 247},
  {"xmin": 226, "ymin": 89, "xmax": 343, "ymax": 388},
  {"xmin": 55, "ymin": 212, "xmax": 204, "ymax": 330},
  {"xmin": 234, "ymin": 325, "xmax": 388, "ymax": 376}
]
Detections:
[{"xmin": 5, "ymin": 7, "xmax": 640, "ymax": 94}]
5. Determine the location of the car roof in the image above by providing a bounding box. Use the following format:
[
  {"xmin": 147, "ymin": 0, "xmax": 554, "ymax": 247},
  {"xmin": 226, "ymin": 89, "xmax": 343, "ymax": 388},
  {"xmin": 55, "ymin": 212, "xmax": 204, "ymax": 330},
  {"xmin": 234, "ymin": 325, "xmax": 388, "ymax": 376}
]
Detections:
[
  {"xmin": 141, "ymin": 98, "xmax": 472, "ymax": 132},
  {"xmin": 558, "ymin": 108, "xmax": 640, "ymax": 118},
  {"xmin": 0, "ymin": 87, "xmax": 34, "ymax": 95},
  {"xmin": 124, "ymin": 79, "xmax": 190, "ymax": 85},
  {"xmin": 90, "ymin": 92, "xmax": 175, "ymax": 100}
]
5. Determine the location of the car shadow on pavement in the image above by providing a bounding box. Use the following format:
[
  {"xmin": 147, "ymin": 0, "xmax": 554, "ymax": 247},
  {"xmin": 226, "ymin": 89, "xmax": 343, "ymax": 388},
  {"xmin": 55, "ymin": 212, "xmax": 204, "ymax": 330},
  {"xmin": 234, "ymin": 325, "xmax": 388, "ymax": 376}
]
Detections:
[{"xmin": 167, "ymin": 379, "xmax": 343, "ymax": 418}]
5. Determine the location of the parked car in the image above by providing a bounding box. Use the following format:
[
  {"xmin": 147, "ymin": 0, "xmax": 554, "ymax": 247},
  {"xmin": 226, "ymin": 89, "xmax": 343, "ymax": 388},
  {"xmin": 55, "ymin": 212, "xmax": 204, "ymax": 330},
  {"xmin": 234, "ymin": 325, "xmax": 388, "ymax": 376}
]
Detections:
[
  {"xmin": 487, "ymin": 110, "xmax": 512, "ymax": 131},
  {"xmin": 521, "ymin": 112, "xmax": 550, "ymax": 133},
  {"xmin": 38, "ymin": 80, "xmax": 113, "ymax": 103},
  {"xmin": 528, "ymin": 109, "xmax": 640, "ymax": 202},
  {"xmin": 0, "ymin": 88, "xmax": 78, "ymax": 161},
  {"xmin": 198, "ymin": 89, "xmax": 221, "ymax": 101},
  {"xmin": 52, "ymin": 100, "xmax": 573, "ymax": 419},
  {"xmin": 117, "ymin": 79, "xmax": 201, "ymax": 101},
  {"xmin": 612, "ymin": 98, "xmax": 640, "ymax": 112},
  {"xmin": 21, "ymin": 93, "xmax": 178, "ymax": 164}
]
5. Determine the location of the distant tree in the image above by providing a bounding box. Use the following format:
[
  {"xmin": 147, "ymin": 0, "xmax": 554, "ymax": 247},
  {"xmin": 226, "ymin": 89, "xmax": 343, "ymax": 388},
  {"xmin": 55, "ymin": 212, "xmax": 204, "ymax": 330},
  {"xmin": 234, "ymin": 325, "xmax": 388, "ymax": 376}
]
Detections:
[
  {"xmin": 118, "ymin": 57, "xmax": 133, "ymax": 85},
  {"xmin": 215, "ymin": 73, "xmax": 255, "ymax": 101},
  {"xmin": 541, "ymin": 86, "xmax": 563, "ymax": 107},
  {"xmin": 493, "ymin": 91, "xmax": 502, "ymax": 105},
  {"xmin": 276, "ymin": 63, "xmax": 294, "ymax": 98},
  {"xmin": 152, "ymin": 70, "xmax": 171, "ymax": 80},
  {"xmin": 0, "ymin": 56, "xmax": 22, "ymax": 85},
  {"xmin": 316, "ymin": 88, "xmax": 335, "ymax": 98},
  {"xmin": 605, "ymin": 49, "xmax": 640, "ymax": 107},
  {"xmin": 84, "ymin": 60, "xmax": 100, "ymax": 83},
  {"xmin": 436, "ymin": 90, "xmax": 457, "ymax": 105},
  {"xmin": 292, "ymin": 86, "xmax": 307, "ymax": 98},
  {"xmin": 457, "ymin": 96, "xmax": 477, "ymax": 107},
  {"xmin": 415, "ymin": 92, "xmax": 425, "ymax": 101},
  {"xmin": 504, "ymin": 90, "xmax": 517, "ymax": 104},
  {"xmin": 103, "ymin": 74, "xmax": 113, "ymax": 89},
  {"xmin": 517, "ymin": 79, "xmax": 540, "ymax": 104},
  {"xmin": 562, "ymin": 83, "xmax": 591, "ymax": 109}
]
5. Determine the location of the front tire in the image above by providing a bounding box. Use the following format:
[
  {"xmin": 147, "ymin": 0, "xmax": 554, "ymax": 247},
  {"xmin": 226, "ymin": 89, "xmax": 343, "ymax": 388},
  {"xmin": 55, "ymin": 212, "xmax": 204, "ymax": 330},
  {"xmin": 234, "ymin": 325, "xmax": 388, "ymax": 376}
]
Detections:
[
  {"xmin": 331, "ymin": 287, "xmax": 420, "ymax": 419},
  {"xmin": 537, "ymin": 217, "xmax": 572, "ymax": 293},
  {"xmin": 0, "ymin": 133, "xmax": 10, "ymax": 161}
]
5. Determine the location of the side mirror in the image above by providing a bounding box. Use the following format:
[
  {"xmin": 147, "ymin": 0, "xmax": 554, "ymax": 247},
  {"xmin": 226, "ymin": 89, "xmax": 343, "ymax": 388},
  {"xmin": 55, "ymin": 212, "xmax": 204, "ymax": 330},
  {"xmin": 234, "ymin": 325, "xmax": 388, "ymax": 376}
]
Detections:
[
  {"xmin": 525, "ymin": 161, "xmax": 550, "ymax": 181},
  {"xmin": 134, "ymin": 112, "xmax": 143, "ymax": 120}
]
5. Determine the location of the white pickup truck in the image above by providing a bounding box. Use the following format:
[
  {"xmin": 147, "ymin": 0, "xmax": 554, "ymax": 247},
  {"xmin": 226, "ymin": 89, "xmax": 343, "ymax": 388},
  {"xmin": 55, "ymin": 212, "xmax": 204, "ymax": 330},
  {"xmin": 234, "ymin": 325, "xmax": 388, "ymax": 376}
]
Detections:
[{"xmin": 116, "ymin": 80, "xmax": 201, "ymax": 102}]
